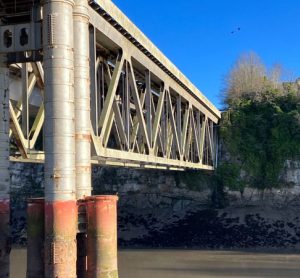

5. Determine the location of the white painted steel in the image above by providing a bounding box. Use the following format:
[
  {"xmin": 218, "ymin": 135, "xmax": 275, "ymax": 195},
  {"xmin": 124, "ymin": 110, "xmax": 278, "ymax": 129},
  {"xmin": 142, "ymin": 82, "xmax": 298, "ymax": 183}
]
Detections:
[
  {"xmin": 74, "ymin": 0, "xmax": 92, "ymax": 199},
  {"xmin": 4, "ymin": 0, "xmax": 221, "ymax": 171},
  {"xmin": 43, "ymin": 0, "xmax": 76, "ymax": 202},
  {"xmin": 92, "ymin": 0, "xmax": 220, "ymax": 120}
]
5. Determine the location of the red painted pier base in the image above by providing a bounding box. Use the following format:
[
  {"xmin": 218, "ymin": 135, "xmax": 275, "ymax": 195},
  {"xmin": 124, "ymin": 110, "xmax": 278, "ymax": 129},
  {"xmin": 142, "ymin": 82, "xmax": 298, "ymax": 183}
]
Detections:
[
  {"xmin": 45, "ymin": 200, "xmax": 77, "ymax": 278},
  {"xmin": 0, "ymin": 199, "xmax": 10, "ymax": 278},
  {"xmin": 86, "ymin": 196, "xmax": 119, "ymax": 278},
  {"xmin": 27, "ymin": 198, "xmax": 45, "ymax": 278}
]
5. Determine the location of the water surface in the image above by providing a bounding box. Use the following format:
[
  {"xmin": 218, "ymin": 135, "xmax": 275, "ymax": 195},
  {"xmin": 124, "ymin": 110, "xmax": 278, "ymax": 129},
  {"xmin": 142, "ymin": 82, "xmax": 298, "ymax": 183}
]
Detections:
[{"xmin": 11, "ymin": 248, "xmax": 300, "ymax": 277}]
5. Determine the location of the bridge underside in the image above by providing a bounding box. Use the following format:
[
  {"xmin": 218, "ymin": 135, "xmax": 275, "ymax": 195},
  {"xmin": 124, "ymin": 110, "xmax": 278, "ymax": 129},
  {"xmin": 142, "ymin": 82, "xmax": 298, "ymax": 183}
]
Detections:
[{"xmin": 2, "ymin": 0, "xmax": 220, "ymax": 171}]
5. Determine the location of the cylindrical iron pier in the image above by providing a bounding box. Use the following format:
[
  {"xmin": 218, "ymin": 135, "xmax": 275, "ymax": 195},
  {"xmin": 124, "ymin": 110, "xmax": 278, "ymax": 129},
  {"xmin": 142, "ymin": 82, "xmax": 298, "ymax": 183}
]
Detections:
[
  {"xmin": 74, "ymin": 1, "xmax": 92, "ymax": 275},
  {"xmin": 74, "ymin": 0, "xmax": 92, "ymax": 200},
  {"xmin": 86, "ymin": 196, "xmax": 119, "ymax": 278},
  {"xmin": 42, "ymin": 0, "xmax": 77, "ymax": 276}
]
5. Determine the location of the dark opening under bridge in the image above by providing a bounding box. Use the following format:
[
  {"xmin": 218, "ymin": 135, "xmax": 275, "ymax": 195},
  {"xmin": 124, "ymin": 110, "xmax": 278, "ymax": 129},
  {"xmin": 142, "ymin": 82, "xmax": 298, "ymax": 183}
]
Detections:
[{"xmin": 0, "ymin": 0, "xmax": 221, "ymax": 277}]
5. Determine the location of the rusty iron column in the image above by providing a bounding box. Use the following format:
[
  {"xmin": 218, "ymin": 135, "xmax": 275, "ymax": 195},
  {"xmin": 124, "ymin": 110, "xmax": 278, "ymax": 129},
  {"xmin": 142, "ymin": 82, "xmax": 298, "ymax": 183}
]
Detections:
[
  {"xmin": 42, "ymin": 0, "xmax": 77, "ymax": 277},
  {"xmin": 87, "ymin": 196, "xmax": 119, "ymax": 278},
  {"xmin": 0, "ymin": 55, "xmax": 10, "ymax": 278},
  {"xmin": 73, "ymin": 0, "xmax": 91, "ymax": 276},
  {"xmin": 27, "ymin": 198, "xmax": 45, "ymax": 278}
]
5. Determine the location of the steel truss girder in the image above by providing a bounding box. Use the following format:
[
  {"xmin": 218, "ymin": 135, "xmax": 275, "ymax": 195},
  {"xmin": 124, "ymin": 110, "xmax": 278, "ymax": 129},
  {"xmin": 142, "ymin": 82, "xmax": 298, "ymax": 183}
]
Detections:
[
  {"xmin": 5, "ymin": 0, "xmax": 220, "ymax": 170},
  {"xmin": 89, "ymin": 55, "xmax": 215, "ymax": 170}
]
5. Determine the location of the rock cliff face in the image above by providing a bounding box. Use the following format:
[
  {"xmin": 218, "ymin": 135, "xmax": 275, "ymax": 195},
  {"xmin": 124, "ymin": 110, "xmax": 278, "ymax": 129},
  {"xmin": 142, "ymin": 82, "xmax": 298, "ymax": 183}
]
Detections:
[
  {"xmin": 283, "ymin": 160, "xmax": 300, "ymax": 185},
  {"xmin": 10, "ymin": 161, "xmax": 300, "ymax": 249}
]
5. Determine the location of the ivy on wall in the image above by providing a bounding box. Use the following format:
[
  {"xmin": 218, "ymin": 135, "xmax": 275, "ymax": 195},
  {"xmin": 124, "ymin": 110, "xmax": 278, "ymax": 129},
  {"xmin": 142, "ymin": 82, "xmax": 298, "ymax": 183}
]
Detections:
[{"xmin": 219, "ymin": 89, "xmax": 300, "ymax": 191}]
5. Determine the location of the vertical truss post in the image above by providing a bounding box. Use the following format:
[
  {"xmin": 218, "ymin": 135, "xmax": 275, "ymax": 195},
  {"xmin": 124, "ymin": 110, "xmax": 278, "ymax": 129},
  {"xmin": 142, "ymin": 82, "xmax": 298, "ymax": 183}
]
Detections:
[
  {"xmin": 199, "ymin": 116, "xmax": 207, "ymax": 164},
  {"xmin": 125, "ymin": 62, "xmax": 130, "ymax": 145},
  {"xmin": 214, "ymin": 123, "xmax": 218, "ymax": 167},
  {"xmin": 89, "ymin": 26, "xmax": 98, "ymax": 136},
  {"xmin": 42, "ymin": 0, "xmax": 77, "ymax": 277},
  {"xmin": 210, "ymin": 120, "xmax": 215, "ymax": 166},
  {"xmin": 163, "ymin": 94, "xmax": 168, "ymax": 155},
  {"xmin": 181, "ymin": 104, "xmax": 190, "ymax": 155},
  {"xmin": 145, "ymin": 70, "xmax": 152, "ymax": 149},
  {"xmin": 176, "ymin": 95, "xmax": 182, "ymax": 157},
  {"xmin": 0, "ymin": 55, "xmax": 10, "ymax": 278},
  {"xmin": 21, "ymin": 63, "xmax": 29, "ymax": 144},
  {"xmin": 196, "ymin": 111, "xmax": 201, "ymax": 161}
]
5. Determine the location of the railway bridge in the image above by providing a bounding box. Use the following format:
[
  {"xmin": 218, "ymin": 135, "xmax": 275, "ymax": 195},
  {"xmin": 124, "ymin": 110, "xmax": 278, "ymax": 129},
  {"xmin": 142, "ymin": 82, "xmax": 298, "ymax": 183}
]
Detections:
[{"xmin": 0, "ymin": 0, "xmax": 221, "ymax": 277}]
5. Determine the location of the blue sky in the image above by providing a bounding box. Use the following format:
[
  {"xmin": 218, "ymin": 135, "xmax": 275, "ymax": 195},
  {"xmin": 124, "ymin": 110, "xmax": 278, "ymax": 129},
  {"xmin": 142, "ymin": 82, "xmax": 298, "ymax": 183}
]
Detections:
[{"xmin": 112, "ymin": 0, "xmax": 300, "ymax": 109}]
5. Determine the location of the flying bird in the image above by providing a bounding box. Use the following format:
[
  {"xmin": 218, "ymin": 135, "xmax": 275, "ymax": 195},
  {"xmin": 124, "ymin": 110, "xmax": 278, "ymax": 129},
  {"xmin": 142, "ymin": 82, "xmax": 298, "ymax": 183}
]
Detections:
[{"xmin": 231, "ymin": 27, "xmax": 241, "ymax": 34}]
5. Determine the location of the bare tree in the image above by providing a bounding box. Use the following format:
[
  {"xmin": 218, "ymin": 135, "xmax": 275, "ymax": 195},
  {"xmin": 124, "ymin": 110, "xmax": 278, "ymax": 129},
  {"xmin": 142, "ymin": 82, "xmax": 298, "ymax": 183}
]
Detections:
[
  {"xmin": 268, "ymin": 64, "xmax": 283, "ymax": 90},
  {"xmin": 223, "ymin": 52, "xmax": 284, "ymax": 105}
]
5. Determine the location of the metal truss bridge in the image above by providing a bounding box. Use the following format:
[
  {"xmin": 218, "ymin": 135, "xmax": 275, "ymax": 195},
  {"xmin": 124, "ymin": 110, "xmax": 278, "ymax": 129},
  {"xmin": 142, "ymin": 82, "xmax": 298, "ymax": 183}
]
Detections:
[
  {"xmin": 1, "ymin": 0, "xmax": 220, "ymax": 171},
  {"xmin": 0, "ymin": 0, "xmax": 221, "ymax": 277}
]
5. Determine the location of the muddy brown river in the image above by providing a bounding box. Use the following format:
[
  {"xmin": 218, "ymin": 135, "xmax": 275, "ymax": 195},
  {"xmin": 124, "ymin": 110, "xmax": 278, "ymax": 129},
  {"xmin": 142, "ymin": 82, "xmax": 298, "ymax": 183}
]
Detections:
[{"xmin": 11, "ymin": 248, "xmax": 300, "ymax": 277}]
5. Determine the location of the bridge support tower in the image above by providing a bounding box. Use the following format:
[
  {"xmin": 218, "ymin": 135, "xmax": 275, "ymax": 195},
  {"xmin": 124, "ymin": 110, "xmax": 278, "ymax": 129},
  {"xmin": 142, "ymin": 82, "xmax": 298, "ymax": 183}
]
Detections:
[{"xmin": 43, "ymin": 0, "xmax": 77, "ymax": 276}]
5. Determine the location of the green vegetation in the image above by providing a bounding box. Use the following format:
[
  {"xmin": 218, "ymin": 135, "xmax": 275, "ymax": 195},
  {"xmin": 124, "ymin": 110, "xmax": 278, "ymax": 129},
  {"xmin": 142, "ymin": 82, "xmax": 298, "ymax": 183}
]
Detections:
[
  {"xmin": 217, "ymin": 52, "xmax": 300, "ymax": 192},
  {"xmin": 219, "ymin": 89, "xmax": 300, "ymax": 191}
]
